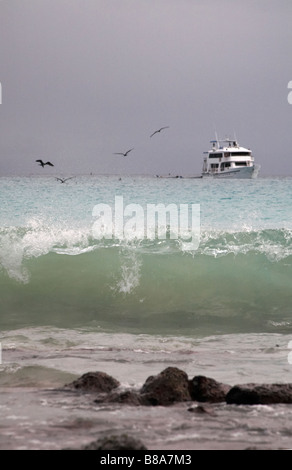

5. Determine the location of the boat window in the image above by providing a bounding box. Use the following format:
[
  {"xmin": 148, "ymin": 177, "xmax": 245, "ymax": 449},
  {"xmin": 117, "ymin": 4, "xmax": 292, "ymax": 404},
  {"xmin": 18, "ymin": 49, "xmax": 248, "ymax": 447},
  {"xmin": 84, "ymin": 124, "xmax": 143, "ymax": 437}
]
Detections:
[
  {"xmin": 235, "ymin": 162, "xmax": 247, "ymax": 166},
  {"xmin": 209, "ymin": 153, "xmax": 223, "ymax": 158},
  {"xmin": 230, "ymin": 152, "xmax": 251, "ymax": 156}
]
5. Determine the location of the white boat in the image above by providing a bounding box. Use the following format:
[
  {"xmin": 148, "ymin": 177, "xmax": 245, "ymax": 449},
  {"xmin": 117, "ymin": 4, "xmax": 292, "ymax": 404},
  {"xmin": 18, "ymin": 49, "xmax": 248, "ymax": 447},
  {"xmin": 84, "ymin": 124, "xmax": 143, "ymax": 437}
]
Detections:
[{"xmin": 202, "ymin": 137, "xmax": 260, "ymax": 179}]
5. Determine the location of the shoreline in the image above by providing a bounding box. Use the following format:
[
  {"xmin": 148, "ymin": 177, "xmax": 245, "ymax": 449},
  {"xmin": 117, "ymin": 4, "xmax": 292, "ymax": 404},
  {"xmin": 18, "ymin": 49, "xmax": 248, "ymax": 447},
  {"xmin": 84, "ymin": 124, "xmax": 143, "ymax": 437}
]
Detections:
[{"xmin": 1, "ymin": 365, "xmax": 292, "ymax": 450}]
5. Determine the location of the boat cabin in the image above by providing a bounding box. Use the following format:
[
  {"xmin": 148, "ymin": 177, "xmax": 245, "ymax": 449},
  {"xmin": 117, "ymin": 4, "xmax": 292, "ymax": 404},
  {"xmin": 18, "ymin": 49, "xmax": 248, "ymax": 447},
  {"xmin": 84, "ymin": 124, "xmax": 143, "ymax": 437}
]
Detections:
[{"xmin": 202, "ymin": 139, "xmax": 254, "ymax": 175}]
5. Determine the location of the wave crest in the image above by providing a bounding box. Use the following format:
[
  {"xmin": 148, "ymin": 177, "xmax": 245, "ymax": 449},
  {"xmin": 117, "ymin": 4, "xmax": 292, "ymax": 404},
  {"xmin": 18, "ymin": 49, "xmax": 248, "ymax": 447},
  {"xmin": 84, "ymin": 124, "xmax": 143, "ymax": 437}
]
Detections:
[{"xmin": 0, "ymin": 222, "xmax": 291, "ymax": 284}]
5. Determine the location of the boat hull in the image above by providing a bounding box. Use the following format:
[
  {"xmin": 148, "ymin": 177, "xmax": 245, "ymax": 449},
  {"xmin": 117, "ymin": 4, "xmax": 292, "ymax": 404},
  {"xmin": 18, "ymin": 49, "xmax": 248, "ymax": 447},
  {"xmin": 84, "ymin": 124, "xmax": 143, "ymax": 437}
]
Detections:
[{"xmin": 202, "ymin": 165, "xmax": 260, "ymax": 179}]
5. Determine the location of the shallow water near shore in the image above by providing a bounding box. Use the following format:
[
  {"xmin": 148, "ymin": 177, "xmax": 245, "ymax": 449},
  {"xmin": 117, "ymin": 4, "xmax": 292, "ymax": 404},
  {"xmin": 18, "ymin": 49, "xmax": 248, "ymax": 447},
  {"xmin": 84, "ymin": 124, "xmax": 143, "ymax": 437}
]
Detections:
[
  {"xmin": 1, "ymin": 176, "xmax": 292, "ymax": 449},
  {"xmin": 1, "ymin": 328, "xmax": 292, "ymax": 450}
]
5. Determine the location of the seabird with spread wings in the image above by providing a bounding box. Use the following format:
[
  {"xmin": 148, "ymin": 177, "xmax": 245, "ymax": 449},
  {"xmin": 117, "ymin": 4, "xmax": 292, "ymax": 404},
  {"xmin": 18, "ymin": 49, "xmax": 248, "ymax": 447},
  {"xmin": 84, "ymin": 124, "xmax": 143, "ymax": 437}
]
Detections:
[
  {"xmin": 55, "ymin": 177, "xmax": 75, "ymax": 184},
  {"xmin": 36, "ymin": 160, "xmax": 54, "ymax": 168},
  {"xmin": 113, "ymin": 148, "xmax": 134, "ymax": 157},
  {"xmin": 150, "ymin": 126, "xmax": 169, "ymax": 138}
]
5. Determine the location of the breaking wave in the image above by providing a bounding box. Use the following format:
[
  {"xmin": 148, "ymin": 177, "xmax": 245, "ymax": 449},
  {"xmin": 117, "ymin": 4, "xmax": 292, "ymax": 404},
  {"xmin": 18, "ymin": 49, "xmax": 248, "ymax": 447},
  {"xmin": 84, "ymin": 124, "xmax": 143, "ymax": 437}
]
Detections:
[{"xmin": 1, "ymin": 222, "xmax": 292, "ymax": 335}]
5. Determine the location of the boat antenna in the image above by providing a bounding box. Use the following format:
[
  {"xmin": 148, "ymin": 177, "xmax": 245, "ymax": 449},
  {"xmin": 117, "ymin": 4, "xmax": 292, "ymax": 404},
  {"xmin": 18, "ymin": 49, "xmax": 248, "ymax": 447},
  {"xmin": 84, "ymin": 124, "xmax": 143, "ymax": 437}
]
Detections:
[{"xmin": 213, "ymin": 124, "xmax": 218, "ymax": 142}]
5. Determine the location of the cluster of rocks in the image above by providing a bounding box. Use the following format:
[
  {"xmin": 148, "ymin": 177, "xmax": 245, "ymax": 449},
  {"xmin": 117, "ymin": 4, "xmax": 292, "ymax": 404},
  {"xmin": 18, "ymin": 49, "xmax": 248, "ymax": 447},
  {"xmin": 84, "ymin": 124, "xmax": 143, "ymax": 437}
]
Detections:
[{"xmin": 64, "ymin": 367, "xmax": 292, "ymax": 406}]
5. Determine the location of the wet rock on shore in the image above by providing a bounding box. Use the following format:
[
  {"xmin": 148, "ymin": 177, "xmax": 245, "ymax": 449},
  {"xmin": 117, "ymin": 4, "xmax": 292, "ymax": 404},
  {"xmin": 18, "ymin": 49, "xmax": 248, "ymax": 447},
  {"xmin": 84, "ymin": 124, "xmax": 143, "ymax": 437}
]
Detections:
[
  {"xmin": 65, "ymin": 367, "xmax": 292, "ymax": 406},
  {"xmin": 226, "ymin": 383, "xmax": 292, "ymax": 405},
  {"xmin": 65, "ymin": 371, "xmax": 120, "ymax": 393}
]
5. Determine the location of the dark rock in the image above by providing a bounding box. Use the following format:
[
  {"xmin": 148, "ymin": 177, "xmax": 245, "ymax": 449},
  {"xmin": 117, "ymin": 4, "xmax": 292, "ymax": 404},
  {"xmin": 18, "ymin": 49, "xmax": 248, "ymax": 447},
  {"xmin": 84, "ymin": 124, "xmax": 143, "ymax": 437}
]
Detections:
[
  {"xmin": 140, "ymin": 367, "xmax": 191, "ymax": 406},
  {"xmin": 65, "ymin": 371, "xmax": 120, "ymax": 393},
  {"xmin": 82, "ymin": 434, "xmax": 147, "ymax": 450},
  {"xmin": 189, "ymin": 375, "xmax": 231, "ymax": 403},
  {"xmin": 226, "ymin": 383, "xmax": 292, "ymax": 405}
]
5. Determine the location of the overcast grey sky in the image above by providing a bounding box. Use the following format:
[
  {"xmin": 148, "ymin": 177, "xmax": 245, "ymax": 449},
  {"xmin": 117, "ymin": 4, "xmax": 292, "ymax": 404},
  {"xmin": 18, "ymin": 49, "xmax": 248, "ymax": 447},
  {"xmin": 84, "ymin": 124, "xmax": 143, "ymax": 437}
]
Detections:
[{"xmin": 0, "ymin": 0, "xmax": 292, "ymax": 176}]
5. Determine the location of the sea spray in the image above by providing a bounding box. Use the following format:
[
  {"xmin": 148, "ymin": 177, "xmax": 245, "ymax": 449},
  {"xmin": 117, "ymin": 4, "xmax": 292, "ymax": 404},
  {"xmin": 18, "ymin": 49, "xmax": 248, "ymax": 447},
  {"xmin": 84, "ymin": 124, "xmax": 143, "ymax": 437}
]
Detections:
[{"xmin": 116, "ymin": 245, "xmax": 142, "ymax": 294}]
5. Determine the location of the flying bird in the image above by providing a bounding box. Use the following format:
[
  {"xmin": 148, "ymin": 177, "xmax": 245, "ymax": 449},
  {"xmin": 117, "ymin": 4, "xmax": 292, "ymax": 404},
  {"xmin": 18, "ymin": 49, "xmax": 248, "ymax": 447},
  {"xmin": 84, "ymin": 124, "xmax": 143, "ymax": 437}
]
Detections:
[
  {"xmin": 36, "ymin": 160, "xmax": 54, "ymax": 168},
  {"xmin": 55, "ymin": 177, "xmax": 75, "ymax": 184},
  {"xmin": 113, "ymin": 148, "xmax": 134, "ymax": 157},
  {"xmin": 150, "ymin": 126, "xmax": 169, "ymax": 138}
]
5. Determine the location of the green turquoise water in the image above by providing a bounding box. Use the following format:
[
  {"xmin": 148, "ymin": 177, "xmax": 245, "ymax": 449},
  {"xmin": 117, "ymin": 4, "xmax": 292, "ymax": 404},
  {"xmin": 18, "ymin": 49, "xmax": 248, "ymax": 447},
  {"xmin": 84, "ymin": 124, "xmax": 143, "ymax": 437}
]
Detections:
[{"xmin": 0, "ymin": 176, "xmax": 291, "ymax": 335}]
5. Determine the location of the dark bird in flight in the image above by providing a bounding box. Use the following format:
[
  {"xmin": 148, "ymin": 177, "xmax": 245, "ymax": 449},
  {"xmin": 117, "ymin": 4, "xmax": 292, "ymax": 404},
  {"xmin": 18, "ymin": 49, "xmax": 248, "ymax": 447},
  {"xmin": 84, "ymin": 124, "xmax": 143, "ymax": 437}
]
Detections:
[
  {"xmin": 150, "ymin": 126, "xmax": 169, "ymax": 138},
  {"xmin": 55, "ymin": 177, "xmax": 75, "ymax": 184},
  {"xmin": 113, "ymin": 148, "xmax": 134, "ymax": 157},
  {"xmin": 36, "ymin": 160, "xmax": 54, "ymax": 168}
]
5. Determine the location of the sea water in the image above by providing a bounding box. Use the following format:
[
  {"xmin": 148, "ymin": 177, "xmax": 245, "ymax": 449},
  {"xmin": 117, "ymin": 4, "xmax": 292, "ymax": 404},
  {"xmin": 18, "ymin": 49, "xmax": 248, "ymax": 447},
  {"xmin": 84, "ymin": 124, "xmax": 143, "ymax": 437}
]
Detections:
[{"xmin": 0, "ymin": 175, "xmax": 292, "ymax": 450}]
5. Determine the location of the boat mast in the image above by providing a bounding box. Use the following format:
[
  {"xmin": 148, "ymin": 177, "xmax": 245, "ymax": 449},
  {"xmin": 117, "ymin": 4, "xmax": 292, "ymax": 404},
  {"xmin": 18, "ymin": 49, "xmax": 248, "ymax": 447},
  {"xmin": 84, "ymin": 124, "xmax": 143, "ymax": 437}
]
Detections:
[{"xmin": 215, "ymin": 131, "xmax": 219, "ymax": 148}]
